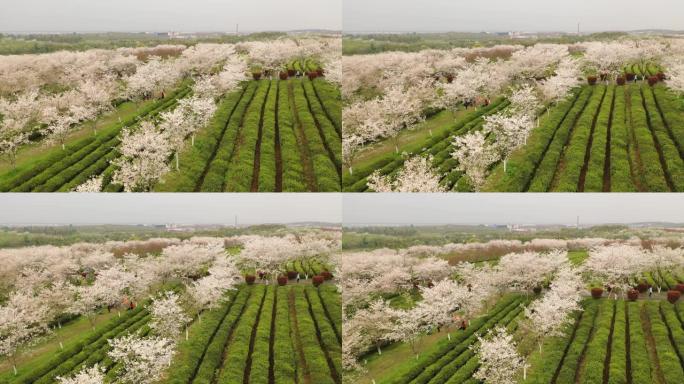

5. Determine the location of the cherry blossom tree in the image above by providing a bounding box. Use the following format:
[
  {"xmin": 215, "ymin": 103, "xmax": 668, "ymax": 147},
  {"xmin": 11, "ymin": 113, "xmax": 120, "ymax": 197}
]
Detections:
[
  {"xmin": 112, "ymin": 122, "xmax": 172, "ymax": 192},
  {"xmin": 343, "ymin": 299, "xmax": 404, "ymax": 356},
  {"xmin": 451, "ymin": 131, "xmax": 500, "ymax": 191},
  {"xmin": 472, "ymin": 326, "xmax": 525, "ymax": 384},
  {"xmin": 149, "ymin": 291, "xmax": 191, "ymax": 339},
  {"xmin": 0, "ymin": 90, "xmax": 40, "ymax": 167},
  {"xmin": 524, "ymin": 266, "xmax": 583, "ymax": 354},
  {"xmin": 367, "ymin": 155, "xmax": 446, "ymax": 192},
  {"xmin": 187, "ymin": 256, "xmax": 240, "ymax": 315},
  {"xmin": 75, "ymin": 176, "xmax": 103, "ymax": 192},
  {"xmin": 56, "ymin": 364, "xmax": 104, "ymax": 384},
  {"xmin": 582, "ymin": 245, "xmax": 647, "ymax": 297},
  {"xmin": 108, "ymin": 335, "xmax": 175, "ymax": 384},
  {"xmin": 482, "ymin": 112, "xmax": 534, "ymax": 173},
  {"xmin": 0, "ymin": 291, "xmax": 50, "ymax": 375}
]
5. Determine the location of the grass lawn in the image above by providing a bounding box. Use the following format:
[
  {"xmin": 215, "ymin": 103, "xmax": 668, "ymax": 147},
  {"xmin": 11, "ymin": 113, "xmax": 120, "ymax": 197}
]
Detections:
[
  {"xmin": 350, "ymin": 108, "xmax": 464, "ymax": 170},
  {"xmin": 568, "ymin": 249, "xmax": 589, "ymax": 266},
  {"xmin": 0, "ymin": 100, "xmax": 153, "ymax": 175},
  {"xmin": 357, "ymin": 324, "xmax": 462, "ymax": 384},
  {"xmin": 0, "ymin": 310, "xmax": 119, "ymax": 380}
]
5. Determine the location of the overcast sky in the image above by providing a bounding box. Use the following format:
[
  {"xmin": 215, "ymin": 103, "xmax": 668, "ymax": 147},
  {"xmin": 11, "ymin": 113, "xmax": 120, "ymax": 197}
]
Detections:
[
  {"xmin": 0, "ymin": 194, "xmax": 341, "ymax": 225},
  {"xmin": 344, "ymin": 0, "xmax": 684, "ymax": 33},
  {"xmin": 0, "ymin": 0, "xmax": 342, "ymax": 33},
  {"xmin": 343, "ymin": 194, "xmax": 684, "ymax": 226}
]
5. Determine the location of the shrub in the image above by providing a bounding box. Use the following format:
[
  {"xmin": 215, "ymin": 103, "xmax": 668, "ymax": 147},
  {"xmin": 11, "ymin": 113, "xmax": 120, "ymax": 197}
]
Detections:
[
  {"xmin": 675, "ymin": 283, "xmax": 684, "ymax": 293},
  {"xmin": 591, "ymin": 287, "xmax": 603, "ymax": 298},
  {"xmin": 637, "ymin": 282, "xmax": 649, "ymax": 293},
  {"xmin": 647, "ymin": 76, "xmax": 658, "ymax": 86},
  {"xmin": 287, "ymin": 270, "xmax": 298, "ymax": 279},
  {"xmin": 312, "ymin": 275, "xmax": 324, "ymax": 287},
  {"xmin": 316, "ymin": 69, "xmax": 324, "ymax": 76},
  {"xmin": 279, "ymin": 71, "xmax": 288, "ymax": 80},
  {"xmin": 627, "ymin": 289, "xmax": 639, "ymax": 301},
  {"xmin": 625, "ymin": 72, "xmax": 636, "ymax": 81},
  {"xmin": 656, "ymin": 72, "xmax": 666, "ymax": 81},
  {"xmin": 667, "ymin": 290, "xmax": 681, "ymax": 303},
  {"xmin": 252, "ymin": 72, "xmax": 262, "ymax": 80},
  {"xmin": 616, "ymin": 76, "xmax": 626, "ymax": 85},
  {"xmin": 533, "ymin": 286, "xmax": 542, "ymax": 294},
  {"xmin": 245, "ymin": 275, "xmax": 256, "ymax": 284},
  {"xmin": 321, "ymin": 271, "xmax": 333, "ymax": 280},
  {"xmin": 587, "ymin": 76, "xmax": 598, "ymax": 85},
  {"xmin": 307, "ymin": 71, "xmax": 318, "ymax": 80},
  {"xmin": 277, "ymin": 276, "xmax": 288, "ymax": 286}
]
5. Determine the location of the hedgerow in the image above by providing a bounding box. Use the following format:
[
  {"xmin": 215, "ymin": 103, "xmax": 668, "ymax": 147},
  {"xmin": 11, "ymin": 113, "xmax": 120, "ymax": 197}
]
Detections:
[
  {"xmin": 584, "ymin": 85, "xmax": 615, "ymax": 191},
  {"xmin": 274, "ymin": 287, "xmax": 297, "ymax": 384},
  {"xmin": 627, "ymin": 302, "xmax": 652, "ymax": 384},
  {"xmin": 626, "ymin": 85, "xmax": 670, "ymax": 191},
  {"xmin": 249, "ymin": 286, "xmax": 275, "ymax": 383},
  {"xmin": 165, "ymin": 289, "xmax": 240, "ymax": 384},
  {"xmin": 217, "ymin": 284, "xmax": 266, "ymax": 383},
  {"xmin": 256, "ymin": 80, "xmax": 279, "ymax": 192},
  {"xmin": 289, "ymin": 79, "xmax": 339, "ymax": 191},
  {"xmin": 225, "ymin": 80, "xmax": 272, "ymax": 192},
  {"xmin": 291, "ymin": 285, "xmax": 336, "ymax": 384},
  {"xmin": 277, "ymin": 79, "xmax": 307, "ymax": 192},
  {"xmin": 554, "ymin": 85, "xmax": 607, "ymax": 191}
]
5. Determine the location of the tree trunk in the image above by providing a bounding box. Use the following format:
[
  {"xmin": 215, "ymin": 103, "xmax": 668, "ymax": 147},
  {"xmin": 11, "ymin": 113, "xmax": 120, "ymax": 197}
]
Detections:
[
  {"xmin": 192, "ymin": 134, "xmax": 195, "ymax": 146},
  {"xmin": 348, "ymin": 166, "xmax": 353, "ymax": 175},
  {"xmin": 62, "ymin": 143, "xmax": 65, "ymax": 150},
  {"xmin": 503, "ymin": 159, "xmax": 508, "ymax": 173},
  {"xmin": 376, "ymin": 344, "xmax": 382, "ymax": 355},
  {"xmin": 176, "ymin": 152, "xmax": 180, "ymax": 171}
]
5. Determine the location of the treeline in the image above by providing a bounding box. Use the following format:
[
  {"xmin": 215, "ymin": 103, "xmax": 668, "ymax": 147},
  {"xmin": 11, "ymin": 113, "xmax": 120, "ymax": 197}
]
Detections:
[
  {"xmin": 343, "ymin": 31, "xmax": 630, "ymax": 55},
  {"xmin": 342, "ymin": 225, "xmax": 635, "ymax": 250},
  {"xmin": 0, "ymin": 224, "xmax": 290, "ymax": 248},
  {"xmin": 0, "ymin": 32, "xmax": 287, "ymax": 55}
]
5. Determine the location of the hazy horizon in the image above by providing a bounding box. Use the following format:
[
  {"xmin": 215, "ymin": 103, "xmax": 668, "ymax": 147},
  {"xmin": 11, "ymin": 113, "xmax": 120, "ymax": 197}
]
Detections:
[
  {"xmin": 343, "ymin": 194, "xmax": 684, "ymax": 226},
  {"xmin": 344, "ymin": 0, "xmax": 684, "ymax": 34},
  {"xmin": 0, "ymin": 0, "xmax": 342, "ymax": 33},
  {"xmin": 0, "ymin": 194, "xmax": 342, "ymax": 225}
]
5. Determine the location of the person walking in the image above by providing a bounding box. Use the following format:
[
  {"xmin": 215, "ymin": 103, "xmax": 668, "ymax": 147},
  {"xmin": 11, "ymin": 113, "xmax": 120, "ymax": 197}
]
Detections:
[
  {"xmin": 296, "ymin": 273, "xmax": 300, "ymax": 283},
  {"xmin": 648, "ymin": 286, "xmax": 653, "ymax": 298}
]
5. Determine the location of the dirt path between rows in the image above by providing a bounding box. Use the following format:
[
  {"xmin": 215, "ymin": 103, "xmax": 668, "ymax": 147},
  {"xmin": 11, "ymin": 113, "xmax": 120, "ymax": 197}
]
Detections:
[
  {"xmin": 625, "ymin": 301, "xmax": 633, "ymax": 384},
  {"xmin": 640, "ymin": 304, "xmax": 666, "ymax": 384},
  {"xmin": 287, "ymin": 81, "xmax": 317, "ymax": 191},
  {"xmin": 243, "ymin": 287, "xmax": 268, "ymax": 384},
  {"xmin": 274, "ymin": 81, "xmax": 283, "ymax": 192},
  {"xmin": 289, "ymin": 289, "xmax": 312, "ymax": 384},
  {"xmin": 578, "ymin": 87, "xmax": 608, "ymax": 191},
  {"xmin": 310, "ymin": 80, "xmax": 341, "ymax": 138},
  {"xmin": 658, "ymin": 304, "xmax": 684, "ymax": 372},
  {"xmin": 300, "ymin": 81, "xmax": 341, "ymax": 179},
  {"xmin": 551, "ymin": 311, "xmax": 583, "ymax": 384},
  {"xmin": 194, "ymin": 87, "xmax": 247, "ymax": 192},
  {"xmin": 250, "ymin": 82, "xmax": 272, "ymax": 192},
  {"xmin": 523, "ymin": 92, "xmax": 582, "ymax": 191},
  {"xmin": 548, "ymin": 86, "xmax": 597, "ymax": 191},
  {"xmin": 603, "ymin": 300, "xmax": 617, "ymax": 384},
  {"xmin": 317, "ymin": 289, "xmax": 341, "ymax": 345},
  {"xmin": 304, "ymin": 289, "xmax": 341, "ymax": 384},
  {"xmin": 212, "ymin": 288, "xmax": 254, "ymax": 384},
  {"xmin": 268, "ymin": 287, "xmax": 278, "ymax": 384},
  {"xmin": 625, "ymin": 87, "xmax": 648, "ymax": 191},
  {"xmin": 574, "ymin": 304, "xmax": 600, "ymax": 383},
  {"xmin": 650, "ymin": 87, "xmax": 683, "ymax": 159},
  {"xmin": 187, "ymin": 295, "xmax": 238, "ymax": 383},
  {"xmin": 639, "ymin": 87, "xmax": 675, "ymax": 191},
  {"xmin": 221, "ymin": 83, "xmax": 262, "ymax": 191},
  {"xmin": 602, "ymin": 89, "xmax": 616, "ymax": 191}
]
